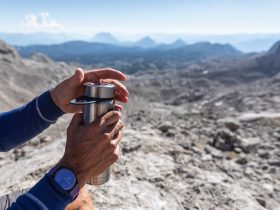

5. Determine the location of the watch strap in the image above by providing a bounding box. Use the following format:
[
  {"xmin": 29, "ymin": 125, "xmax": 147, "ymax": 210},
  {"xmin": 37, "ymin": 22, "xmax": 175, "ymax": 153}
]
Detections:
[{"xmin": 48, "ymin": 165, "xmax": 80, "ymax": 200}]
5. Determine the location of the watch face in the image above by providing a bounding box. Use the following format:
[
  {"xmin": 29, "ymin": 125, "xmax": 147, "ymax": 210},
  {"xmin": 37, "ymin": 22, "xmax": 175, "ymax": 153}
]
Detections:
[{"xmin": 54, "ymin": 168, "xmax": 76, "ymax": 191}]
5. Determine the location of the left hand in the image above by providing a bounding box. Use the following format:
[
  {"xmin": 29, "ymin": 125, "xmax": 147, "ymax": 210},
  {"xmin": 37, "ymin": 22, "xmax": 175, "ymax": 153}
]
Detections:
[
  {"xmin": 50, "ymin": 68, "xmax": 129, "ymax": 113},
  {"xmin": 65, "ymin": 187, "xmax": 94, "ymax": 210}
]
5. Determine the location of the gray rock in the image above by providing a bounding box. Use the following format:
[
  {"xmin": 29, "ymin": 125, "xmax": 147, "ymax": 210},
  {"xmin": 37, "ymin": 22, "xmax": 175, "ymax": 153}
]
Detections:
[
  {"xmin": 268, "ymin": 160, "xmax": 280, "ymax": 167},
  {"xmin": 204, "ymin": 145, "xmax": 224, "ymax": 159},
  {"xmin": 239, "ymin": 138, "xmax": 261, "ymax": 153},
  {"xmin": 212, "ymin": 130, "xmax": 239, "ymax": 151},
  {"xmin": 157, "ymin": 122, "xmax": 176, "ymax": 133},
  {"xmin": 223, "ymin": 118, "xmax": 240, "ymax": 132}
]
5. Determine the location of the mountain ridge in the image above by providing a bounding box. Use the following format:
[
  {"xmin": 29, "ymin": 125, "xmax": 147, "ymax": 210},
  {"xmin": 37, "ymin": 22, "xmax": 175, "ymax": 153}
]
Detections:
[{"xmin": 16, "ymin": 40, "xmax": 242, "ymax": 73}]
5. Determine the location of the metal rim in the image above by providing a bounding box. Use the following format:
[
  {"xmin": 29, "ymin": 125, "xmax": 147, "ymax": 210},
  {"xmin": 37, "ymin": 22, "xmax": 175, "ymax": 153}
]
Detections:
[{"xmin": 70, "ymin": 96, "xmax": 113, "ymax": 105}]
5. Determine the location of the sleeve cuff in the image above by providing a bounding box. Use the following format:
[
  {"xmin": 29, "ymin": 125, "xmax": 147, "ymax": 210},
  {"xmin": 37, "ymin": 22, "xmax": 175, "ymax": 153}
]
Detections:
[
  {"xmin": 27, "ymin": 174, "xmax": 72, "ymax": 210},
  {"xmin": 36, "ymin": 91, "xmax": 64, "ymax": 123}
]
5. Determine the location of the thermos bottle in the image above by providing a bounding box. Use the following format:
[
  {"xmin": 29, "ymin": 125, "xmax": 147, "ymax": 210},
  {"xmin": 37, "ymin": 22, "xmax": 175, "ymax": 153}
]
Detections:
[{"xmin": 71, "ymin": 82, "xmax": 115, "ymax": 185}]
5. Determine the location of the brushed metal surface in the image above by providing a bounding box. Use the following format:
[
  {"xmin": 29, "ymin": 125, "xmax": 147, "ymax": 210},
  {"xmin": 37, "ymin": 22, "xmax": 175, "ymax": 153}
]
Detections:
[
  {"xmin": 84, "ymin": 82, "xmax": 115, "ymax": 99},
  {"xmin": 82, "ymin": 83, "xmax": 115, "ymax": 185}
]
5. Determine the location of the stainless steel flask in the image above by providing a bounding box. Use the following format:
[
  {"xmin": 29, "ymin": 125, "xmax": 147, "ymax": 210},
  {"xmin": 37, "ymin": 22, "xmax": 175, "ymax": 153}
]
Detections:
[{"xmin": 71, "ymin": 82, "xmax": 115, "ymax": 185}]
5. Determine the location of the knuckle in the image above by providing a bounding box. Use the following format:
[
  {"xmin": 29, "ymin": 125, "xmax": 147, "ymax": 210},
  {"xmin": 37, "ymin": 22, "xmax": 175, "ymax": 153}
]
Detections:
[
  {"xmin": 109, "ymin": 142, "xmax": 117, "ymax": 150},
  {"xmin": 107, "ymin": 111, "xmax": 115, "ymax": 119},
  {"xmin": 118, "ymin": 131, "xmax": 123, "ymax": 139},
  {"xmin": 103, "ymin": 133, "xmax": 112, "ymax": 141},
  {"xmin": 111, "ymin": 153, "xmax": 119, "ymax": 162},
  {"xmin": 92, "ymin": 118, "xmax": 102, "ymax": 127},
  {"xmin": 113, "ymin": 111, "xmax": 121, "ymax": 119},
  {"xmin": 119, "ymin": 120, "xmax": 124, "ymax": 129},
  {"xmin": 115, "ymin": 121, "xmax": 124, "ymax": 131}
]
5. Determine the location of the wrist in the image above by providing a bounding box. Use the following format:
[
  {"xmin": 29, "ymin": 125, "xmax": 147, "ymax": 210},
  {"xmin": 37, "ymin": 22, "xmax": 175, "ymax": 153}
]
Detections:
[
  {"xmin": 50, "ymin": 88, "xmax": 62, "ymax": 112},
  {"xmin": 57, "ymin": 158, "xmax": 87, "ymax": 189},
  {"xmin": 48, "ymin": 164, "xmax": 81, "ymax": 200}
]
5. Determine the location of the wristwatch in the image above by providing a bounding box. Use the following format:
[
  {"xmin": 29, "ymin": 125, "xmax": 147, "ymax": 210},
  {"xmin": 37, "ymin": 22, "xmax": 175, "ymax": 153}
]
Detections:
[{"xmin": 48, "ymin": 165, "xmax": 80, "ymax": 200}]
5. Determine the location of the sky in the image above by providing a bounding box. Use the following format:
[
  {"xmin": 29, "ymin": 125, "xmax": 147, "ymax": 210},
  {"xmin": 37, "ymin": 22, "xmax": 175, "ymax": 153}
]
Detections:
[{"xmin": 0, "ymin": 0, "xmax": 280, "ymax": 36}]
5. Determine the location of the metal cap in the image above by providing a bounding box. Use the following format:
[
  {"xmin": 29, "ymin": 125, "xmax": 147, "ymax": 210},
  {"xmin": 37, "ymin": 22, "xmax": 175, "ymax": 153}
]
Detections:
[{"xmin": 84, "ymin": 82, "xmax": 115, "ymax": 99}]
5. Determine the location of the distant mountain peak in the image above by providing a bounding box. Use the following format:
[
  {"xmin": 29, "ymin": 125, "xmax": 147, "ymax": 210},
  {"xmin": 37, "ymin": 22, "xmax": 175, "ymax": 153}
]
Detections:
[
  {"xmin": 170, "ymin": 39, "xmax": 186, "ymax": 48},
  {"xmin": 139, "ymin": 36, "xmax": 154, "ymax": 42},
  {"xmin": 136, "ymin": 36, "xmax": 157, "ymax": 48},
  {"xmin": 268, "ymin": 40, "xmax": 280, "ymax": 55},
  {"xmin": 93, "ymin": 32, "xmax": 118, "ymax": 44},
  {"xmin": 173, "ymin": 39, "xmax": 186, "ymax": 44}
]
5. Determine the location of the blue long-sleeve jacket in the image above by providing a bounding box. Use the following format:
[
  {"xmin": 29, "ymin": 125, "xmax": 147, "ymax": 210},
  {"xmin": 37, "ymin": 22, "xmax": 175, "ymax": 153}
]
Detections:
[{"xmin": 0, "ymin": 91, "xmax": 73, "ymax": 210}]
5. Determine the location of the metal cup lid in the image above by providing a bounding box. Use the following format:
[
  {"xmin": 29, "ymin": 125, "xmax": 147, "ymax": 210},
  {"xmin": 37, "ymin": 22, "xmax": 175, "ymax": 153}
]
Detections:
[
  {"xmin": 83, "ymin": 82, "xmax": 115, "ymax": 99},
  {"xmin": 70, "ymin": 82, "xmax": 115, "ymax": 105}
]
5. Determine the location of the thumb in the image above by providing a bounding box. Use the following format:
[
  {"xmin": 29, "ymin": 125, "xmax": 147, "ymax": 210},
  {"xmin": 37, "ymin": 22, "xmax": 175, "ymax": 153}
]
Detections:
[
  {"xmin": 68, "ymin": 68, "xmax": 85, "ymax": 87},
  {"xmin": 69, "ymin": 113, "xmax": 83, "ymax": 128}
]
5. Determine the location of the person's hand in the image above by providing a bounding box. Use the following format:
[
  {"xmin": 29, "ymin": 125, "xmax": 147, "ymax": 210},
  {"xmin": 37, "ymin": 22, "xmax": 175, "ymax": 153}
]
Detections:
[
  {"xmin": 58, "ymin": 110, "xmax": 124, "ymax": 188},
  {"xmin": 65, "ymin": 187, "xmax": 94, "ymax": 210},
  {"xmin": 50, "ymin": 68, "xmax": 129, "ymax": 113}
]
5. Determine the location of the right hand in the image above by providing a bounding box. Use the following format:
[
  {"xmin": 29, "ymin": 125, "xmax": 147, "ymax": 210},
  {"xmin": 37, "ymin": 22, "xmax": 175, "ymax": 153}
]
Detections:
[{"xmin": 58, "ymin": 110, "xmax": 124, "ymax": 189}]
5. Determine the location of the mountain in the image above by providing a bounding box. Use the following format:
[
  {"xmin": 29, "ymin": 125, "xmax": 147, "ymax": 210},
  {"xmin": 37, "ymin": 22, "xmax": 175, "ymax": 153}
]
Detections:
[
  {"xmin": 169, "ymin": 39, "xmax": 187, "ymax": 48},
  {"xmin": 0, "ymin": 40, "xmax": 19, "ymax": 63},
  {"xmin": 1, "ymin": 32, "xmax": 280, "ymax": 52},
  {"xmin": 92, "ymin": 32, "xmax": 119, "ymax": 45},
  {"xmin": 135, "ymin": 36, "xmax": 157, "ymax": 48},
  {"xmin": 257, "ymin": 40, "xmax": 280, "ymax": 75},
  {"xmin": 16, "ymin": 41, "xmax": 242, "ymax": 74},
  {"xmin": 92, "ymin": 33, "xmax": 160, "ymax": 48},
  {"xmin": 2, "ymin": 39, "xmax": 280, "ymax": 209},
  {"xmin": 156, "ymin": 39, "xmax": 187, "ymax": 50},
  {"xmin": 0, "ymin": 40, "xmax": 73, "ymax": 111},
  {"xmin": 182, "ymin": 42, "xmax": 241, "ymax": 57}
]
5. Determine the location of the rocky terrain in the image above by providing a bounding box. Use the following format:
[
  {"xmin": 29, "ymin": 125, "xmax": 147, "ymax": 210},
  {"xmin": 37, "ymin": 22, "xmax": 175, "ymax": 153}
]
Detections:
[{"xmin": 0, "ymin": 39, "xmax": 280, "ymax": 210}]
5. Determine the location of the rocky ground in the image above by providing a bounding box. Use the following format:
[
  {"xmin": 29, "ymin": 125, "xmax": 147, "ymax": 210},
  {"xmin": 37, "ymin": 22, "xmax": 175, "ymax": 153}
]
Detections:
[{"xmin": 0, "ymin": 40, "xmax": 280, "ymax": 210}]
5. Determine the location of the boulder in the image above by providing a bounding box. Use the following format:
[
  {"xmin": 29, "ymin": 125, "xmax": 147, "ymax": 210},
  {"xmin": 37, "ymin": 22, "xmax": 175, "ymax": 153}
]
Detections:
[
  {"xmin": 212, "ymin": 130, "xmax": 240, "ymax": 151},
  {"xmin": 239, "ymin": 137, "xmax": 261, "ymax": 153}
]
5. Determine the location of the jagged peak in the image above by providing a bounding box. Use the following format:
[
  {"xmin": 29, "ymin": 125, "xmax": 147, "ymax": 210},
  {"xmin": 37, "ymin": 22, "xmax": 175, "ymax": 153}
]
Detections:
[
  {"xmin": 268, "ymin": 40, "xmax": 280, "ymax": 55},
  {"xmin": 0, "ymin": 40, "xmax": 19, "ymax": 61}
]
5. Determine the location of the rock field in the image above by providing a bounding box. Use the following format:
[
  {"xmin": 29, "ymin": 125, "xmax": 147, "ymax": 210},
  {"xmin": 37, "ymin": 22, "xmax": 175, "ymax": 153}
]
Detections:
[{"xmin": 0, "ymin": 40, "xmax": 280, "ymax": 210}]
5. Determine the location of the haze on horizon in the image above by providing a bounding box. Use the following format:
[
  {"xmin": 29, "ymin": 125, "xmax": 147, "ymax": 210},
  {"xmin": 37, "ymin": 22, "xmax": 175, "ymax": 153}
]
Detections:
[{"xmin": 0, "ymin": 0, "xmax": 280, "ymax": 36}]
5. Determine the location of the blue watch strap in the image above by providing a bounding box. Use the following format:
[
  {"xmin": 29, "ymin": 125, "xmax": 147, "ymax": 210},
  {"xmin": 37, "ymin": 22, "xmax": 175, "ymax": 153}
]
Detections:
[{"xmin": 48, "ymin": 166, "xmax": 80, "ymax": 200}]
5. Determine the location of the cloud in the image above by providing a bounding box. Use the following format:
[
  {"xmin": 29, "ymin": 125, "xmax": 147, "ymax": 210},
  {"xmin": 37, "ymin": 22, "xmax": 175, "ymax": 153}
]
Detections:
[{"xmin": 22, "ymin": 12, "xmax": 61, "ymax": 30}]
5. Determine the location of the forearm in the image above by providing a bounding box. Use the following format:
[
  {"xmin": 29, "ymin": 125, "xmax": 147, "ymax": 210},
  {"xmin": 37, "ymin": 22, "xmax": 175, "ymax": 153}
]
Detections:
[
  {"xmin": 8, "ymin": 174, "xmax": 72, "ymax": 210},
  {"xmin": 0, "ymin": 91, "xmax": 64, "ymax": 151}
]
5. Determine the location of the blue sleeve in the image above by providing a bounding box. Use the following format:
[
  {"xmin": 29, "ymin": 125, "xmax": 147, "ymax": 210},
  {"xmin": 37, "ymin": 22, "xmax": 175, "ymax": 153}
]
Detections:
[
  {"xmin": 1, "ymin": 91, "xmax": 73, "ymax": 209},
  {"xmin": 0, "ymin": 91, "xmax": 64, "ymax": 151},
  {"xmin": 8, "ymin": 174, "xmax": 72, "ymax": 210}
]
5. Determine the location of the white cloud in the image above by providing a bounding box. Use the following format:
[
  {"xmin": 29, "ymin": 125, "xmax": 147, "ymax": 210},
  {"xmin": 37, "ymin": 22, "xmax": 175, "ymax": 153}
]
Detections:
[{"xmin": 22, "ymin": 12, "xmax": 61, "ymax": 30}]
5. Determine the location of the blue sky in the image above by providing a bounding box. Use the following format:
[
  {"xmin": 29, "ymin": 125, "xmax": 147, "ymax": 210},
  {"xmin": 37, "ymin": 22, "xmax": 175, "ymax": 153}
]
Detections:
[{"xmin": 0, "ymin": 0, "xmax": 280, "ymax": 35}]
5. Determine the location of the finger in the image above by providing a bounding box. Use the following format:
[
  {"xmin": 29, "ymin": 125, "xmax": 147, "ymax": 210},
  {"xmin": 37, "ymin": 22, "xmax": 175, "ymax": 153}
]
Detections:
[
  {"xmin": 99, "ymin": 111, "xmax": 121, "ymax": 127},
  {"xmin": 105, "ymin": 120, "xmax": 124, "ymax": 137},
  {"xmin": 69, "ymin": 113, "xmax": 83, "ymax": 127},
  {"xmin": 85, "ymin": 69, "xmax": 127, "ymax": 82},
  {"xmin": 115, "ymin": 93, "xmax": 128, "ymax": 103},
  {"xmin": 101, "ymin": 79, "xmax": 129, "ymax": 97},
  {"xmin": 115, "ymin": 104, "xmax": 123, "ymax": 111},
  {"xmin": 103, "ymin": 145, "xmax": 120, "ymax": 165},
  {"xmin": 112, "ymin": 130, "xmax": 123, "ymax": 146},
  {"xmin": 88, "ymin": 145, "xmax": 120, "ymax": 177},
  {"xmin": 66, "ymin": 68, "xmax": 85, "ymax": 88}
]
